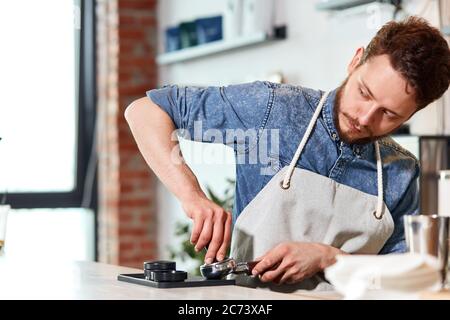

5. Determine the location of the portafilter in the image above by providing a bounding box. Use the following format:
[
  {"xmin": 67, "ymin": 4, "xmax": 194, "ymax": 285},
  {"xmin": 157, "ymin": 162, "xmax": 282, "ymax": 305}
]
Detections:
[{"xmin": 200, "ymin": 257, "xmax": 259, "ymax": 280}]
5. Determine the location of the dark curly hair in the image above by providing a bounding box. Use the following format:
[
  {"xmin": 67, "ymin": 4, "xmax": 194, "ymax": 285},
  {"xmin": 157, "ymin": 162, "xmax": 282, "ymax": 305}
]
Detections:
[{"xmin": 360, "ymin": 16, "xmax": 450, "ymax": 110}]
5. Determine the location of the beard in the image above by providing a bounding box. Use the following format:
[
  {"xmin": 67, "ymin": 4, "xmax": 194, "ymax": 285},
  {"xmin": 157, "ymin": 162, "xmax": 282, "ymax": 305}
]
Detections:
[{"xmin": 333, "ymin": 78, "xmax": 397, "ymax": 145}]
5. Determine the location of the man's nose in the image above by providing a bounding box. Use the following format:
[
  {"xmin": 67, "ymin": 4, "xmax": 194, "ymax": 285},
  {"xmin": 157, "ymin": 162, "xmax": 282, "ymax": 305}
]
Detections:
[{"xmin": 358, "ymin": 104, "xmax": 378, "ymax": 127}]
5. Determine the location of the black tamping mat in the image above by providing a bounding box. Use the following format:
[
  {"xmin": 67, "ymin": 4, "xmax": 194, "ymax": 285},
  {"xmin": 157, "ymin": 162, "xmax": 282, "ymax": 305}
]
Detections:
[
  {"xmin": 117, "ymin": 273, "xmax": 235, "ymax": 288},
  {"xmin": 118, "ymin": 260, "xmax": 235, "ymax": 288}
]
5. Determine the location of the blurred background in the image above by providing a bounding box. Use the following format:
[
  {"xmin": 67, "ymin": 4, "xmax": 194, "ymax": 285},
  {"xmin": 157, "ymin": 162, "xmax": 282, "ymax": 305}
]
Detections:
[{"xmin": 0, "ymin": 0, "xmax": 449, "ymax": 273}]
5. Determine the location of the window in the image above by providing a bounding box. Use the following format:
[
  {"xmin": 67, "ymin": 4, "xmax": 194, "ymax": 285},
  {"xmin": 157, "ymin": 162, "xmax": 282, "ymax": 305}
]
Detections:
[
  {"xmin": 0, "ymin": 0, "xmax": 78, "ymax": 193},
  {"xmin": 0, "ymin": 0, "xmax": 96, "ymax": 209},
  {"xmin": 0, "ymin": 0, "xmax": 97, "ymax": 261}
]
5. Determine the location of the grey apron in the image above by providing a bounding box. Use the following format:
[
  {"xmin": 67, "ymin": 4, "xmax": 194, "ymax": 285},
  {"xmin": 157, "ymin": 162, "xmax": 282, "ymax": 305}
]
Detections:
[{"xmin": 230, "ymin": 92, "xmax": 395, "ymax": 292}]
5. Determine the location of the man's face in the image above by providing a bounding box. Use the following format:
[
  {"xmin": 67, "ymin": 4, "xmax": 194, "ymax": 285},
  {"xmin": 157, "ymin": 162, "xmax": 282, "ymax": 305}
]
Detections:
[{"xmin": 335, "ymin": 50, "xmax": 418, "ymax": 145}]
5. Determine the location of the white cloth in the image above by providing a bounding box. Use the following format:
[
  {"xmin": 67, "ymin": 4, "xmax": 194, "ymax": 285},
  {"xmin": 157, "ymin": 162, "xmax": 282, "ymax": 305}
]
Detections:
[{"xmin": 324, "ymin": 253, "xmax": 441, "ymax": 299}]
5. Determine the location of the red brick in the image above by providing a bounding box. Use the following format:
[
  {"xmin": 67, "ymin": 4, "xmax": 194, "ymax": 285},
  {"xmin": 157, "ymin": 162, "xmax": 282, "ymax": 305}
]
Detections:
[
  {"xmin": 118, "ymin": 28, "xmax": 145, "ymax": 40},
  {"xmin": 139, "ymin": 240, "xmax": 155, "ymax": 252},
  {"xmin": 138, "ymin": 16, "xmax": 156, "ymax": 26},
  {"xmin": 118, "ymin": 15, "xmax": 139, "ymax": 26},
  {"xmin": 119, "ymin": 211, "xmax": 134, "ymax": 223},
  {"xmin": 118, "ymin": 0, "xmax": 156, "ymax": 10},
  {"xmin": 119, "ymin": 198, "xmax": 151, "ymax": 207},
  {"xmin": 119, "ymin": 15, "xmax": 156, "ymax": 27},
  {"xmin": 119, "ymin": 170, "xmax": 151, "ymax": 179},
  {"xmin": 119, "ymin": 63, "xmax": 157, "ymax": 75},
  {"xmin": 119, "ymin": 227, "xmax": 148, "ymax": 237},
  {"xmin": 139, "ymin": 214, "xmax": 152, "ymax": 224},
  {"xmin": 118, "ymin": 71, "xmax": 132, "ymax": 82},
  {"xmin": 122, "ymin": 179, "xmax": 152, "ymax": 191},
  {"xmin": 118, "ymin": 56, "xmax": 154, "ymax": 68},
  {"xmin": 119, "ymin": 184, "xmax": 135, "ymax": 193},
  {"xmin": 118, "ymin": 142, "xmax": 139, "ymax": 152},
  {"xmin": 119, "ymin": 241, "xmax": 135, "ymax": 252}
]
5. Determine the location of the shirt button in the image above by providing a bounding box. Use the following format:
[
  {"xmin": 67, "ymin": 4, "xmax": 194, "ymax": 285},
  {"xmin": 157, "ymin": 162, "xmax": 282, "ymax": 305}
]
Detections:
[{"xmin": 331, "ymin": 133, "xmax": 337, "ymax": 141}]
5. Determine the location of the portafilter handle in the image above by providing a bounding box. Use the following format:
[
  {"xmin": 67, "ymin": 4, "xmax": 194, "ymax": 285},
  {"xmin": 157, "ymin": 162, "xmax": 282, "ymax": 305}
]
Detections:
[{"xmin": 233, "ymin": 261, "xmax": 260, "ymax": 275}]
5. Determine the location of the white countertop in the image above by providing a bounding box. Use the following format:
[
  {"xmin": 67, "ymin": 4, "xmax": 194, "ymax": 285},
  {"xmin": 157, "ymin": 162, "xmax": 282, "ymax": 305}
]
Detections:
[{"xmin": 0, "ymin": 257, "xmax": 341, "ymax": 300}]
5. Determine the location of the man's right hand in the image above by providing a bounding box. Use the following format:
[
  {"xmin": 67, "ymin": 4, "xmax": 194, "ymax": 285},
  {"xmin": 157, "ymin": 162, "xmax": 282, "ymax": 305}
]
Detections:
[{"xmin": 182, "ymin": 194, "xmax": 232, "ymax": 265}]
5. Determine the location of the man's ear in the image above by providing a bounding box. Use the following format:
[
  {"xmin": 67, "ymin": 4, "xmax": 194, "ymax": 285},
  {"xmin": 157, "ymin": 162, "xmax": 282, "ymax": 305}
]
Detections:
[{"xmin": 347, "ymin": 47, "xmax": 365, "ymax": 74}]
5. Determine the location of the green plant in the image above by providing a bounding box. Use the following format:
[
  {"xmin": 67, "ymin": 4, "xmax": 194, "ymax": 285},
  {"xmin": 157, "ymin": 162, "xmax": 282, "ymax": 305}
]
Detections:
[{"xmin": 169, "ymin": 178, "xmax": 235, "ymax": 275}]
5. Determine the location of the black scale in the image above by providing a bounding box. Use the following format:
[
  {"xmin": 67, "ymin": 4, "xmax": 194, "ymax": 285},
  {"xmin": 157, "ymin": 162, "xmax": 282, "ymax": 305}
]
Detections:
[{"xmin": 117, "ymin": 260, "xmax": 235, "ymax": 288}]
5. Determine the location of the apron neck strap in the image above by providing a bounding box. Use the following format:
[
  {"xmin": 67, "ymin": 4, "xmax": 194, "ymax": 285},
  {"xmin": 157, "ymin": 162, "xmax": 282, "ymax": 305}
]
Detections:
[
  {"xmin": 281, "ymin": 91, "xmax": 330, "ymax": 188},
  {"xmin": 374, "ymin": 141, "xmax": 384, "ymax": 219},
  {"xmin": 281, "ymin": 91, "xmax": 385, "ymax": 219}
]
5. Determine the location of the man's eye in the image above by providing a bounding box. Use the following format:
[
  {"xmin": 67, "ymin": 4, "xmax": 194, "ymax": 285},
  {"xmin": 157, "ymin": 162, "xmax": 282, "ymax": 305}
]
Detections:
[
  {"xmin": 383, "ymin": 109, "xmax": 396, "ymax": 118},
  {"xmin": 359, "ymin": 88, "xmax": 368, "ymax": 98}
]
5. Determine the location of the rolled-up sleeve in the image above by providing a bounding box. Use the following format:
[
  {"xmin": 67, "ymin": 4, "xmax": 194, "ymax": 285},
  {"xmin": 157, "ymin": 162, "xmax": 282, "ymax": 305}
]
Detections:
[
  {"xmin": 379, "ymin": 165, "xmax": 420, "ymax": 254},
  {"xmin": 146, "ymin": 81, "xmax": 273, "ymax": 150}
]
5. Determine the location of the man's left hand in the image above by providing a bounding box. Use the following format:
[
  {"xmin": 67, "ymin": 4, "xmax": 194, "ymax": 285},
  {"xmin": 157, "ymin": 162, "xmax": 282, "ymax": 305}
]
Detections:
[{"xmin": 251, "ymin": 242, "xmax": 346, "ymax": 285}]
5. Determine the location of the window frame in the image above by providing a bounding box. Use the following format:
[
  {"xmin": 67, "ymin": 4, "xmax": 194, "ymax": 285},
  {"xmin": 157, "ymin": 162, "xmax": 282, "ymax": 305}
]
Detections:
[{"xmin": 6, "ymin": 1, "xmax": 97, "ymax": 213}]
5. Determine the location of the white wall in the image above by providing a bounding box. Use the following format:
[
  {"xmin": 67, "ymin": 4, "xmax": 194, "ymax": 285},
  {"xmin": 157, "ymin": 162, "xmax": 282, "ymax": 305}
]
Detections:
[{"xmin": 154, "ymin": 0, "xmax": 449, "ymax": 265}]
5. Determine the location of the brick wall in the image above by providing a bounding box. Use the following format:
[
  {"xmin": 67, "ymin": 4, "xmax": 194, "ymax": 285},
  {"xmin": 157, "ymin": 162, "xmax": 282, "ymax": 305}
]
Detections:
[{"xmin": 97, "ymin": 0, "xmax": 158, "ymax": 268}]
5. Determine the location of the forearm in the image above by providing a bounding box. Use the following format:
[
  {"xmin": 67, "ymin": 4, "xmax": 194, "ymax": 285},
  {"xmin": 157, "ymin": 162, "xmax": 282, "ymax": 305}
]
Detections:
[{"xmin": 124, "ymin": 97, "xmax": 206, "ymax": 203}]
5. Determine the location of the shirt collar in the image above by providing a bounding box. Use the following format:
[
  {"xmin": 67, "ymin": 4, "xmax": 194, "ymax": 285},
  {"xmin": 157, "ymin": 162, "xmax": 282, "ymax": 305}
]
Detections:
[
  {"xmin": 303, "ymin": 87, "xmax": 371, "ymax": 157},
  {"xmin": 301, "ymin": 87, "xmax": 339, "ymax": 142},
  {"xmin": 321, "ymin": 89, "xmax": 339, "ymax": 143}
]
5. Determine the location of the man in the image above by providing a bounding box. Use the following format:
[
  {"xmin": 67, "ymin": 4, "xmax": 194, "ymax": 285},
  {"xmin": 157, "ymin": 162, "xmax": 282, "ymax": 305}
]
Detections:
[{"xmin": 125, "ymin": 17, "xmax": 450, "ymax": 289}]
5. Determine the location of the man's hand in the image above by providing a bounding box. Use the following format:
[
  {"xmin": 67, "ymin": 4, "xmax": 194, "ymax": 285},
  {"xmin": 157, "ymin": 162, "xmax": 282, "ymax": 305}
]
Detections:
[
  {"xmin": 182, "ymin": 194, "xmax": 232, "ymax": 264},
  {"xmin": 251, "ymin": 242, "xmax": 346, "ymax": 284}
]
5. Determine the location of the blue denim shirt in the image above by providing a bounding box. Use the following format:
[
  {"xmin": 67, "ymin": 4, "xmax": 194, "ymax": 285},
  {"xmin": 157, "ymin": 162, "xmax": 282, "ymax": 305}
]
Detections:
[{"xmin": 147, "ymin": 81, "xmax": 419, "ymax": 254}]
